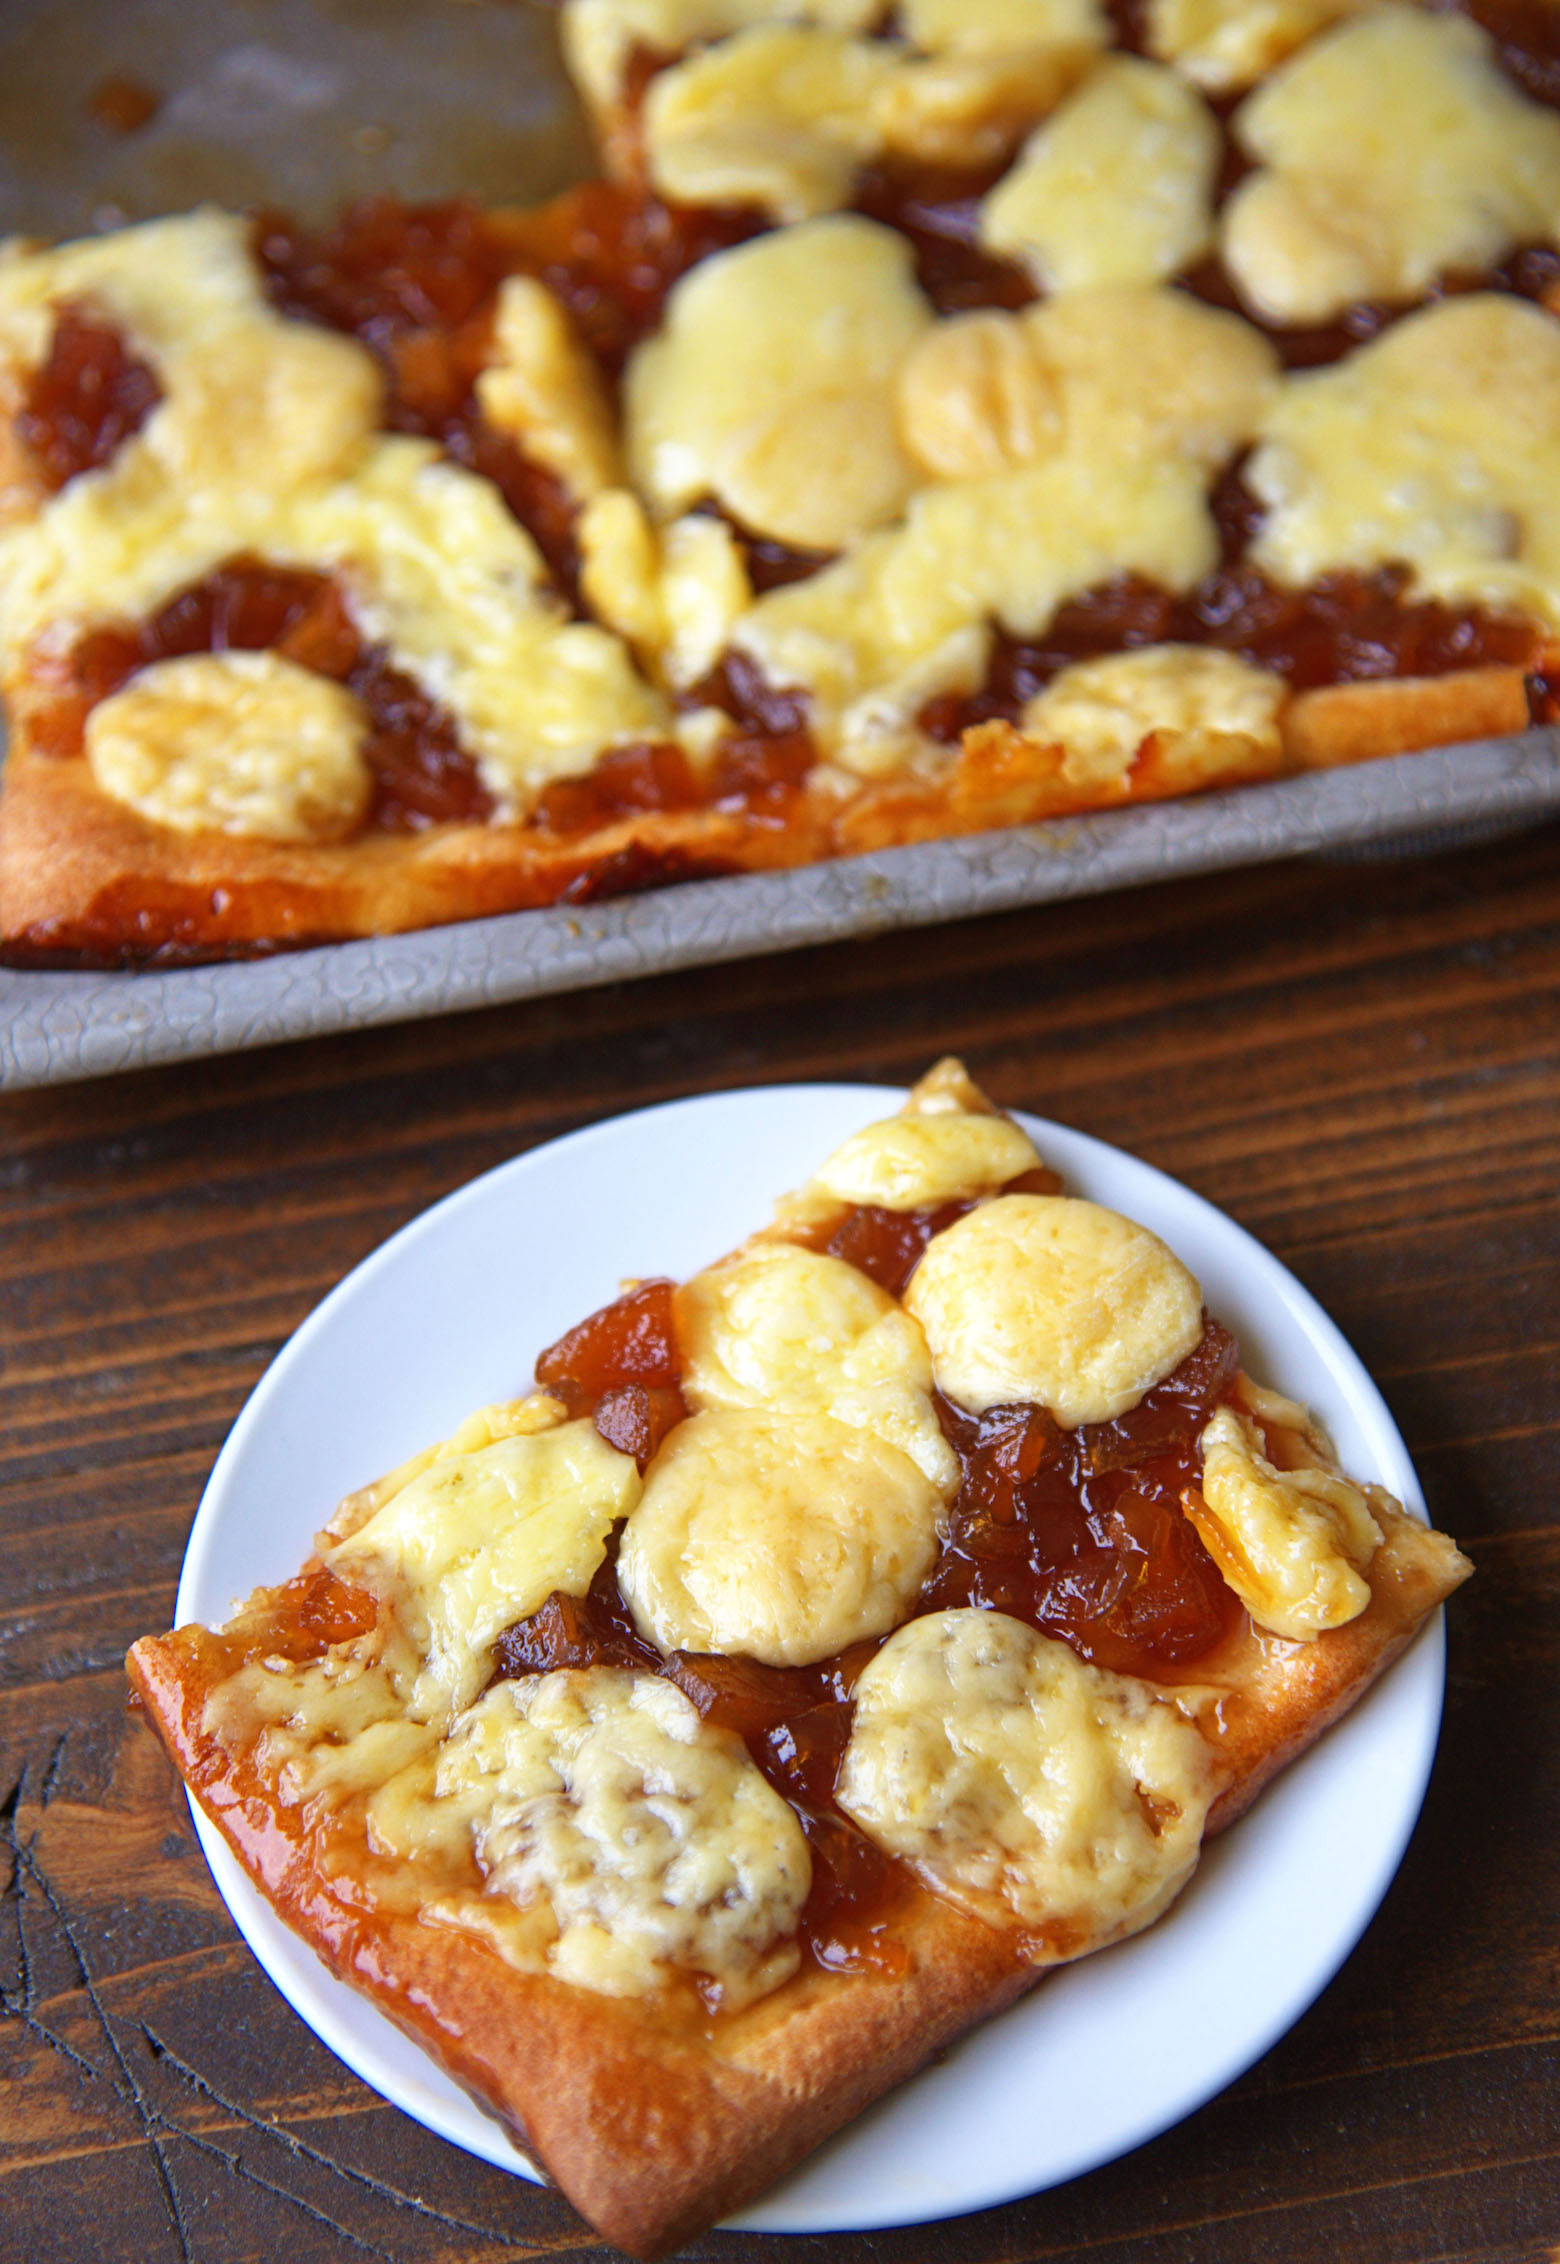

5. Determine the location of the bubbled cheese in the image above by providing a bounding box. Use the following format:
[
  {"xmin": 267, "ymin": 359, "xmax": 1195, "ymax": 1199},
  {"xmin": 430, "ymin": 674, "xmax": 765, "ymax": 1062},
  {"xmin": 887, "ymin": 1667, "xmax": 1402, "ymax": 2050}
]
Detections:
[
  {"xmin": 1222, "ymin": 6, "xmax": 1560, "ymax": 325},
  {"xmin": 1247, "ymin": 296, "xmax": 1560, "ymax": 628},
  {"xmin": 905, "ymin": 1193, "xmax": 1204, "ymax": 1426},
  {"xmin": 1188, "ymin": 1404, "xmax": 1383, "ymax": 1639},
  {"xmin": 617, "ymin": 1406, "xmax": 944, "ymax": 1665},
  {"xmin": 624, "ymin": 216, "xmax": 932, "ymax": 551},
  {"xmin": 837, "ymin": 1610, "xmax": 1219, "ymax": 1942},
  {"xmin": 561, "ymin": 0, "xmax": 882, "ymax": 117},
  {"xmin": 1020, "ymin": 644, "xmax": 1287, "ymax": 788},
  {"xmin": 734, "ymin": 450, "xmax": 1216, "ymax": 772},
  {"xmin": 85, "ymin": 651, "xmax": 372, "ymax": 842},
  {"xmin": 0, "ymin": 207, "xmax": 382, "ymax": 500},
  {"xmin": 1146, "ymin": 0, "xmax": 1373, "ymax": 92},
  {"xmin": 676, "ymin": 1241, "xmax": 958, "ymax": 1492},
  {"xmin": 475, "ymin": 275, "xmax": 623, "ymax": 503},
  {"xmin": 431, "ymin": 1669, "xmax": 811, "ymax": 2004},
  {"xmin": 807, "ymin": 1107, "xmax": 1041, "ymax": 1210},
  {"xmin": 326, "ymin": 1418, "xmax": 641, "ymax": 1721},
  {"xmin": 979, "ymin": 57, "xmax": 1220, "ymax": 291},
  {"xmin": 896, "ymin": 286, "xmax": 1278, "ymax": 484}
]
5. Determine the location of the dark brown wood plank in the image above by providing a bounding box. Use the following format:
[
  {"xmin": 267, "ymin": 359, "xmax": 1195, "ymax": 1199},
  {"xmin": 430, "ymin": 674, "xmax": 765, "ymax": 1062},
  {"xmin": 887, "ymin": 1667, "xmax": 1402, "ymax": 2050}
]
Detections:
[{"xmin": 3, "ymin": 822, "xmax": 1559, "ymax": 2263}]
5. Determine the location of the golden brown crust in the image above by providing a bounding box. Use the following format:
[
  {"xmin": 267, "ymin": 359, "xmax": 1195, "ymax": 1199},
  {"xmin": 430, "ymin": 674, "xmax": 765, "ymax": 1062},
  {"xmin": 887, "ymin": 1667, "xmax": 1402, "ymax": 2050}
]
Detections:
[
  {"xmin": 125, "ymin": 1492, "xmax": 1469, "ymax": 2256},
  {"xmin": 1198, "ymin": 1501, "xmax": 1471, "ymax": 1832},
  {"xmin": 0, "ymin": 734, "xmax": 806, "ymax": 962},
  {"xmin": 0, "ymin": 693, "xmax": 1297, "ymax": 963},
  {"xmin": 1280, "ymin": 667, "xmax": 1536, "ymax": 771},
  {"xmin": 126, "ymin": 1628, "xmax": 1037, "ymax": 2257}
]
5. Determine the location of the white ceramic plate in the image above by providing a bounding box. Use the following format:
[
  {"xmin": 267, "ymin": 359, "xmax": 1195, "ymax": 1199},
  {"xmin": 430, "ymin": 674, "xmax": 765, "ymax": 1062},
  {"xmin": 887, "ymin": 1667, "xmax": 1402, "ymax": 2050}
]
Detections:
[{"xmin": 177, "ymin": 1084, "xmax": 1446, "ymax": 2234}]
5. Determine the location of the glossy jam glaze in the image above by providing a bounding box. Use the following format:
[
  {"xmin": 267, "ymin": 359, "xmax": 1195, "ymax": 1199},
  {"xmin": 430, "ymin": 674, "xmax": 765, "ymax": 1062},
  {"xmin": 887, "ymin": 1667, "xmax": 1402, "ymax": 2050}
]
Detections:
[
  {"xmin": 488, "ymin": 1188, "xmax": 1245, "ymax": 1956},
  {"xmin": 17, "ymin": 301, "xmax": 160, "ymax": 491},
  {"xmin": 35, "ymin": 559, "xmax": 494, "ymax": 831}
]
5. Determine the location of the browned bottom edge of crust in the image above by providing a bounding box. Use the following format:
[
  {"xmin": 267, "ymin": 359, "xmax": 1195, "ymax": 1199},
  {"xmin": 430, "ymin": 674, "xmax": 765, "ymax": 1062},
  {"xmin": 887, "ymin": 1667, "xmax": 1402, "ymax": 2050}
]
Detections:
[
  {"xmin": 126, "ymin": 1629, "xmax": 1038, "ymax": 2257},
  {"xmin": 122, "ymin": 1506, "xmax": 1468, "ymax": 2255},
  {"xmin": 3, "ymin": 661, "xmax": 1537, "ymax": 965}
]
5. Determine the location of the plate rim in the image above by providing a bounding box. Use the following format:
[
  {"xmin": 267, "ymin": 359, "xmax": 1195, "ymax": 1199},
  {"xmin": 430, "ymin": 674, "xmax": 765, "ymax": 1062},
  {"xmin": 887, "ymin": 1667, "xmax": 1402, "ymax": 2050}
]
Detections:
[{"xmin": 176, "ymin": 1080, "xmax": 1447, "ymax": 2235}]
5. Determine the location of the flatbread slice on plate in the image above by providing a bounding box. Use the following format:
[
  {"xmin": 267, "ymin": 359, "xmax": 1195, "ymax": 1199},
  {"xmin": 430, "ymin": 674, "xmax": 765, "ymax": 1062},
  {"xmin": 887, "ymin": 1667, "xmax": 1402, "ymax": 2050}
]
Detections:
[{"xmin": 128, "ymin": 1062, "xmax": 1470, "ymax": 2254}]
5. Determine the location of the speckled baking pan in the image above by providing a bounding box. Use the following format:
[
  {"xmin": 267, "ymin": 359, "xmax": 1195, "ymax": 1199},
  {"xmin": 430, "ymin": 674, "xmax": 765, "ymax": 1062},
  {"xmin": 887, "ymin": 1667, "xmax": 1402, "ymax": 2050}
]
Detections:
[
  {"xmin": 3, "ymin": 1, "xmax": 1559, "ymax": 1086},
  {"xmin": 5, "ymin": 735, "xmax": 1558, "ymax": 1088}
]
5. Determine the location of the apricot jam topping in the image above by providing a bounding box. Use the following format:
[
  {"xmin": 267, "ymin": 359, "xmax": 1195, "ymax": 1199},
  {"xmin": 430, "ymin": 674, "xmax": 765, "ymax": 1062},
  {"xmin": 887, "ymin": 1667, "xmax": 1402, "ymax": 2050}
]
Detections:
[
  {"xmin": 16, "ymin": 302, "xmax": 161, "ymax": 492},
  {"xmin": 488, "ymin": 1216, "xmax": 1243, "ymax": 1965},
  {"xmin": 792, "ymin": 1164, "xmax": 1065, "ymax": 1297},
  {"xmin": 923, "ymin": 1322, "xmax": 1244, "ymax": 1678},
  {"xmin": 37, "ymin": 558, "xmax": 494, "ymax": 831}
]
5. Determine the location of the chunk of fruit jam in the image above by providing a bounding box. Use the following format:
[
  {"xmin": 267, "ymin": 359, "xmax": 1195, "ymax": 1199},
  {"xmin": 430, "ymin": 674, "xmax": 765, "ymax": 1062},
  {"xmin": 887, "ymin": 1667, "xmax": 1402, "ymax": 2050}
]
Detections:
[{"xmin": 17, "ymin": 303, "xmax": 160, "ymax": 491}]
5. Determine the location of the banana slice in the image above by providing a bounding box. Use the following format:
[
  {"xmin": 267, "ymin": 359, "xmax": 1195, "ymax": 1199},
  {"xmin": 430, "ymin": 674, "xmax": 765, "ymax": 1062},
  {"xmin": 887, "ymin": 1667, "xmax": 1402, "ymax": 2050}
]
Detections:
[
  {"xmin": 905, "ymin": 1192, "xmax": 1203, "ymax": 1426},
  {"xmin": 617, "ymin": 1405, "xmax": 944, "ymax": 1665},
  {"xmin": 837, "ymin": 1609, "xmax": 1219, "ymax": 1943},
  {"xmin": 677, "ymin": 1240, "xmax": 957, "ymax": 1492},
  {"xmin": 1188, "ymin": 1404, "xmax": 1383, "ymax": 1639},
  {"xmin": 807, "ymin": 1108, "xmax": 1042, "ymax": 1210}
]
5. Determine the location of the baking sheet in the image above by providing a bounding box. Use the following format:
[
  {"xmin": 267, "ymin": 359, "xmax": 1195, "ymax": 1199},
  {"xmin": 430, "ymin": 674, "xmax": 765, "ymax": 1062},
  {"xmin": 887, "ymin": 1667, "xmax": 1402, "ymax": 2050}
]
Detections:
[
  {"xmin": 3, "ymin": 3, "xmax": 1558, "ymax": 1087},
  {"xmin": 7, "ymin": 733, "xmax": 1559, "ymax": 1088}
]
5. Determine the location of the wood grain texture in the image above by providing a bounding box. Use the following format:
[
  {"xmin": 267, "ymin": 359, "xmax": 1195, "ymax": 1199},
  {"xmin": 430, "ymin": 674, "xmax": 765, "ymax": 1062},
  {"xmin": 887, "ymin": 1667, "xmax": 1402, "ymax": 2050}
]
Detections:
[{"xmin": 3, "ymin": 823, "xmax": 1560, "ymax": 2264}]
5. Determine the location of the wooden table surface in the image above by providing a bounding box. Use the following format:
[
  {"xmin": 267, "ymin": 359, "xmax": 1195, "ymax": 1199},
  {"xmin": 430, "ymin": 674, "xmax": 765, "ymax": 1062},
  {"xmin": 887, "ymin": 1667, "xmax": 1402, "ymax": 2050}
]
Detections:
[{"xmin": 4, "ymin": 825, "xmax": 1559, "ymax": 2264}]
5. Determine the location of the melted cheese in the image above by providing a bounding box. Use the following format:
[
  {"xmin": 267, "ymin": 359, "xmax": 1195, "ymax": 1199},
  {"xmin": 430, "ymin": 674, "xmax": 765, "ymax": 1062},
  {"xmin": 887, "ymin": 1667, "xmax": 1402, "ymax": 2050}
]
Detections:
[
  {"xmin": 643, "ymin": 26, "xmax": 898, "ymax": 219},
  {"xmin": 288, "ymin": 441, "xmax": 669, "ymax": 809},
  {"xmin": 0, "ymin": 215, "xmax": 668, "ymax": 811},
  {"xmin": 431, "ymin": 1669, "xmax": 810, "ymax": 2004},
  {"xmin": 871, "ymin": 45, "xmax": 1100, "ymax": 171},
  {"xmin": 617, "ymin": 1406, "xmax": 944, "ymax": 1665},
  {"xmin": 1188, "ymin": 1405, "xmax": 1383, "ymax": 1638},
  {"xmin": 979, "ymin": 57, "xmax": 1219, "ymax": 291},
  {"xmin": 1146, "ymin": 0, "xmax": 1373, "ymax": 92},
  {"xmin": 1222, "ymin": 6, "xmax": 1560, "ymax": 325},
  {"xmin": 1, "ymin": 435, "xmax": 667, "ymax": 813},
  {"xmin": 676, "ymin": 1241, "xmax": 958, "ymax": 1491},
  {"xmin": 837, "ymin": 1610, "xmax": 1219, "ymax": 1942},
  {"xmin": 204, "ymin": 1645, "xmax": 417, "ymax": 1800},
  {"xmin": 807, "ymin": 1107, "xmax": 1041, "ymax": 1210},
  {"xmin": 896, "ymin": 285, "xmax": 1278, "ymax": 484},
  {"xmin": 1247, "ymin": 295, "xmax": 1560, "ymax": 628},
  {"xmin": 625, "ymin": 217, "xmax": 931, "ymax": 551},
  {"xmin": 641, "ymin": 19, "xmax": 1094, "ymax": 217},
  {"xmin": 905, "ymin": 1193, "xmax": 1204, "ymax": 1426},
  {"xmin": 734, "ymin": 450, "xmax": 1215, "ymax": 772},
  {"xmin": 86, "ymin": 651, "xmax": 372, "ymax": 841},
  {"xmin": 561, "ymin": 0, "xmax": 881, "ymax": 116},
  {"xmin": 0, "ymin": 207, "xmax": 381, "ymax": 500},
  {"xmin": 1020, "ymin": 644, "xmax": 1287, "ymax": 789},
  {"xmin": 578, "ymin": 490, "xmax": 753, "ymax": 690},
  {"xmin": 475, "ymin": 275, "xmax": 623, "ymax": 502},
  {"xmin": 902, "ymin": 0, "xmax": 1106, "ymax": 52},
  {"xmin": 326, "ymin": 1418, "xmax": 641, "ymax": 1721}
]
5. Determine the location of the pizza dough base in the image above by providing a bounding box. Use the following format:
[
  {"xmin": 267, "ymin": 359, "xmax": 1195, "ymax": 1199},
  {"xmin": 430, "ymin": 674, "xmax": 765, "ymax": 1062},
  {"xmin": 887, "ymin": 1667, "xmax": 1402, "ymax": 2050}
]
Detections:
[{"xmin": 126, "ymin": 1497, "xmax": 1467, "ymax": 2257}]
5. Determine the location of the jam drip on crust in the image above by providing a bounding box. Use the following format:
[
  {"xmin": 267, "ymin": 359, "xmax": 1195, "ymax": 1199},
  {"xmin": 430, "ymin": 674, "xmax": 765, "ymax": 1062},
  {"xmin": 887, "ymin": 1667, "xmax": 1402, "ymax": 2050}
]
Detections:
[
  {"xmin": 16, "ymin": 302, "xmax": 161, "ymax": 491},
  {"xmin": 36, "ymin": 558, "xmax": 494, "ymax": 831}
]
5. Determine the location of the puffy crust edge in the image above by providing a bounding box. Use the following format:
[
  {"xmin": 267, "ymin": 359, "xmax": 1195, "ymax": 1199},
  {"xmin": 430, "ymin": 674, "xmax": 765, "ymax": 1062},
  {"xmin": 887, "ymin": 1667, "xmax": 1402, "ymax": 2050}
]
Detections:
[
  {"xmin": 3, "ymin": 657, "xmax": 1543, "ymax": 963},
  {"xmin": 125, "ymin": 1495, "xmax": 1467, "ymax": 2255},
  {"xmin": 125, "ymin": 1627, "xmax": 1035, "ymax": 2258}
]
